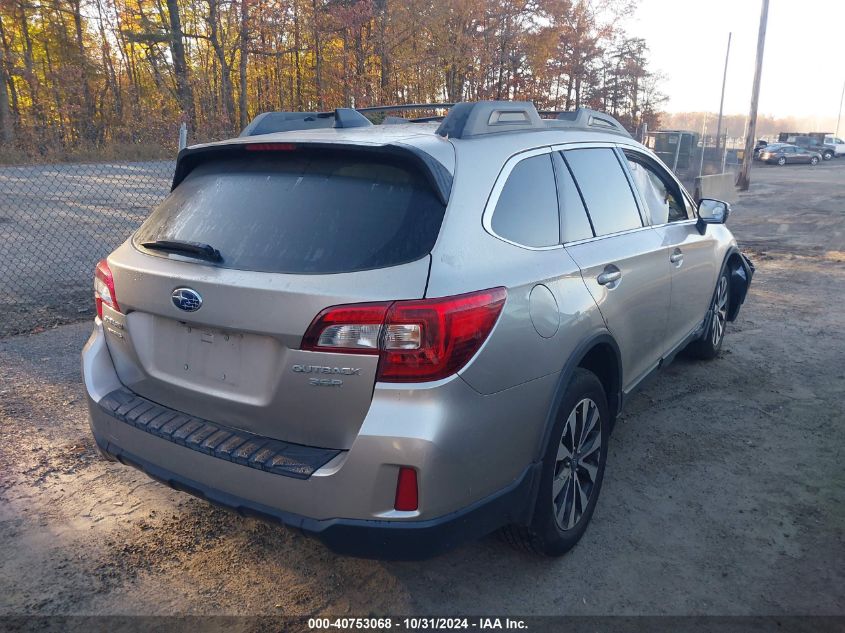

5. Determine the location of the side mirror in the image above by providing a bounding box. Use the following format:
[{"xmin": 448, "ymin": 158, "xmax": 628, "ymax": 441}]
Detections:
[{"xmin": 696, "ymin": 198, "xmax": 731, "ymax": 234}]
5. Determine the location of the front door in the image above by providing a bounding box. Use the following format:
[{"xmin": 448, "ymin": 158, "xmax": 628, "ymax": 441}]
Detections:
[{"xmin": 621, "ymin": 150, "xmax": 718, "ymax": 355}]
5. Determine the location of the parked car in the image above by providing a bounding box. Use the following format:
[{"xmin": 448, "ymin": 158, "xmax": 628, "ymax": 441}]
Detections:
[
  {"xmin": 759, "ymin": 143, "xmax": 821, "ymax": 165},
  {"xmin": 778, "ymin": 132, "xmax": 836, "ymax": 160},
  {"xmin": 82, "ymin": 101, "xmax": 754, "ymax": 559}
]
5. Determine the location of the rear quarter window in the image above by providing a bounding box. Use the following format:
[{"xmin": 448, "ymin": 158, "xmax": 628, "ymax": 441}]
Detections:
[
  {"xmin": 134, "ymin": 150, "xmax": 447, "ymax": 274},
  {"xmin": 490, "ymin": 153, "xmax": 560, "ymax": 248}
]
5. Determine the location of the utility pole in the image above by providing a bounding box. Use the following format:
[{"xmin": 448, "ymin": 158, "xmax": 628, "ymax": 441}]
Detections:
[
  {"xmin": 714, "ymin": 32, "xmax": 732, "ymax": 163},
  {"xmin": 737, "ymin": 0, "xmax": 769, "ymax": 191},
  {"xmin": 836, "ymin": 79, "xmax": 844, "ymax": 138}
]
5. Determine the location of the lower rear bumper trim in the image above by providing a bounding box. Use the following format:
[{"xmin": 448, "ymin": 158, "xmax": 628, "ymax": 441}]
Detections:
[{"xmin": 98, "ymin": 435, "xmax": 540, "ymax": 560}]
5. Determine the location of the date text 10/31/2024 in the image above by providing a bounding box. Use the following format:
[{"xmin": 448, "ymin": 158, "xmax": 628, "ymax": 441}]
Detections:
[{"xmin": 307, "ymin": 617, "xmax": 529, "ymax": 630}]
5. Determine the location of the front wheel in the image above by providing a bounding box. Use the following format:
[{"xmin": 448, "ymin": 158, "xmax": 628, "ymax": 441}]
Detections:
[
  {"xmin": 810, "ymin": 156, "xmax": 819, "ymax": 165},
  {"xmin": 687, "ymin": 271, "xmax": 729, "ymax": 360},
  {"xmin": 822, "ymin": 150, "xmax": 833, "ymax": 161},
  {"xmin": 777, "ymin": 156, "xmax": 787, "ymax": 166},
  {"xmin": 501, "ymin": 368, "xmax": 609, "ymax": 556}
]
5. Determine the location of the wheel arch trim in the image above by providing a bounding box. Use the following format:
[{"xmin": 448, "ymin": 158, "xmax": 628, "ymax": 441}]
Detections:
[{"xmin": 534, "ymin": 331, "xmax": 622, "ymax": 464}]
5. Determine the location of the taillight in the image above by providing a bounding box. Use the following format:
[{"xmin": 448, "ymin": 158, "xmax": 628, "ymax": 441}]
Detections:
[
  {"xmin": 300, "ymin": 303, "xmax": 390, "ymax": 354},
  {"xmin": 94, "ymin": 259, "xmax": 120, "ymax": 319},
  {"xmin": 301, "ymin": 287, "xmax": 507, "ymax": 382}
]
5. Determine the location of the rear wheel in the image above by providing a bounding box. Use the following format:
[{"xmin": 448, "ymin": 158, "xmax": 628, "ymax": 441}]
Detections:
[
  {"xmin": 687, "ymin": 270, "xmax": 729, "ymax": 360},
  {"xmin": 810, "ymin": 156, "xmax": 819, "ymax": 165},
  {"xmin": 822, "ymin": 150, "xmax": 833, "ymax": 161},
  {"xmin": 501, "ymin": 368, "xmax": 609, "ymax": 556}
]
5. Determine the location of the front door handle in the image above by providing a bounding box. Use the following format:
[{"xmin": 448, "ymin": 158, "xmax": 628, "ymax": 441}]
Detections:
[
  {"xmin": 670, "ymin": 249, "xmax": 684, "ymax": 265},
  {"xmin": 597, "ymin": 269, "xmax": 622, "ymax": 286}
]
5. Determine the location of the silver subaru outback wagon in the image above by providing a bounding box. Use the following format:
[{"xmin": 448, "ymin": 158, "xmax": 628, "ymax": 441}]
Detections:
[{"xmin": 83, "ymin": 101, "xmax": 753, "ymax": 559}]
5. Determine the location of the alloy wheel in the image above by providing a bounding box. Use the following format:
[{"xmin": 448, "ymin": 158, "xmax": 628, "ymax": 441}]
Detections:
[
  {"xmin": 552, "ymin": 398, "xmax": 602, "ymax": 531},
  {"xmin": 711, "ymin": 275, "xmax": 729, "ymax": 347}
]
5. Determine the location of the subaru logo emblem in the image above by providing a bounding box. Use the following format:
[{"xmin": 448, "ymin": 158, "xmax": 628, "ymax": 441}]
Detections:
[{"xmin": 171, "ymin": 288, "xmax": 202, "ymax": 312}]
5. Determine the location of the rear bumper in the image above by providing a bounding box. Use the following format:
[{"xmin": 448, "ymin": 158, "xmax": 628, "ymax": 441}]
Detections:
[
  {"xmin": 83, "ymin": 324, "xmax": 551, "ymax": 559},
  {"xmin": 93, "ymin": 430, "xmax": 538, "ymax": 559}
]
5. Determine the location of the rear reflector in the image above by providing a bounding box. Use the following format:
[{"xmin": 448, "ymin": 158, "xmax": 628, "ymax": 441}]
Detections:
[
  {"xmin": 301, "ymin": 287, "xmax": 507, "ymax": 382},
  {"xmin": 394, "ymin": 467, "xmax": 418, "ymax": 511},
  {"xmin": 94, "ymin": 259, "xmax": 120, "ymax": 319}
]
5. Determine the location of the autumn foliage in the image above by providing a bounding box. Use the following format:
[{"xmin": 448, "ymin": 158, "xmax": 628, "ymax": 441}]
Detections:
[{"xmin": 0, "ymin": 0, "xmax": 664, "ymax": 161}]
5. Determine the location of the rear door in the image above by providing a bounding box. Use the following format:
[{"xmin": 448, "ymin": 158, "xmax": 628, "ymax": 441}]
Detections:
[
  {"xmin": 622, "ymin": 149, "xmax": 717, "ymax": 354},
  {"xmin": 103, "ymin": 145, "xmax": 449, "ymax": 449},
  {"xmin": 560, "ymin": 145, "xmax": 670, "ymax": 391}
]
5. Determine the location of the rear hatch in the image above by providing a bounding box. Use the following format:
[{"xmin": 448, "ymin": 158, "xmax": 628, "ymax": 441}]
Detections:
[{"xmin": 103, "ymin": 143, "xmax": 450, "ymax": 449}]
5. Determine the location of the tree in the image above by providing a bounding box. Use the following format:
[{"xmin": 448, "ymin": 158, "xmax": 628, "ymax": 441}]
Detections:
[
  {"xmin": 0, "ymin": 0, "xmax": 664, "ymax": 158},
  {"xmin": 166, "ymin": 0, "xmax": 196, "ymax": 132}
]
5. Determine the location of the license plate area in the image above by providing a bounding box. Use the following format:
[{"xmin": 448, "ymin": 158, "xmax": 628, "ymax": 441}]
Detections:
[{"xmin": 179, "ymin": 323, "xmax": 244, "ymax": 386}]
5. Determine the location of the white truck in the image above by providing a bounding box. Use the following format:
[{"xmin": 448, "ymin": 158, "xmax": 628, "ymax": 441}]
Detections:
[
  {"xmin": 823, "ymin": 135, "xmax": 845, "ymax": 158},
  {"xmin": 777, "ymin": 132, "xmax": 845, "ymax": 160}
]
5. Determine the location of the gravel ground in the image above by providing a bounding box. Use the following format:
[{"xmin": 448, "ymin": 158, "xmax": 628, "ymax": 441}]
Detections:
[
  {"xmin": 0, "ymin": 161, "xmax": 173, "ymax": 337},
  {"xmin": 0, "ymin": 161, "xmax": 843, "ymax": 619}
]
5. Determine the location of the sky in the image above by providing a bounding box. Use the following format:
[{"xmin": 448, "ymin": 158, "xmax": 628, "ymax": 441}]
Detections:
[{"xmin": 623, "ymin": 0, "xmax": 845, "ymax": 123}]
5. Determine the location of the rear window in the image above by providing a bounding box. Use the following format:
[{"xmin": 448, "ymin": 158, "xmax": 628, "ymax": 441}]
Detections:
[{"xmin": 134, "ymin": 150, "xmax": 447, "ymax": 274}]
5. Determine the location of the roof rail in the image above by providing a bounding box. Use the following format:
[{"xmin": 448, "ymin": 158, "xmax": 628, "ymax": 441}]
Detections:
[
  {"xmin": 434, "ymin": 102, "xmax": 631, "ymax": 139},
  {"xmin": 240, "ymin": 103, "xmax": 453, "ymax": 136},
  {"xmin": 546, "ymin": 107, "xmax": 631, "ymax": 138},
  {"xmin": 435, "ymin": 101, "xmax": 543, "ymax": 139},
  {"xmin": 240, "ymin": 102, "xmax": 631, "ymax": 139},
  {"xmin": 240, "ymin": 108, "xmax": 371, "ymax": 136}
]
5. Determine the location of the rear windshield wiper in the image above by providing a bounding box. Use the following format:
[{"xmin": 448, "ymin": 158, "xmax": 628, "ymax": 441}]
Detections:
[{"xmin": 140, "ymin": 240, "xmax": 222, "ymax": 263}]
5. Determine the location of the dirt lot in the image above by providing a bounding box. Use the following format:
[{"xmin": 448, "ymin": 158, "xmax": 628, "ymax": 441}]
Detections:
[
  {"xmin": 0, "ymin": 161, "xmax": 173, "ymax": 337},
  {"xmin": 0, "ymin": 161, "xmax": 843, "ymax": 619}
]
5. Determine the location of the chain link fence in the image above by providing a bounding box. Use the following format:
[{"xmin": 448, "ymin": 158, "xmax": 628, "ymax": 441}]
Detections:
[
  {"xmin": 0, "ymin": 160, "xmax": 174, "ymax": 337},
  {"xmin": 0, "ymin": 125, "xmax": 744, "ymax": 339},
  {"xmin": 644, "ymin": 130, "xmax": 741, "ymax": 194}
]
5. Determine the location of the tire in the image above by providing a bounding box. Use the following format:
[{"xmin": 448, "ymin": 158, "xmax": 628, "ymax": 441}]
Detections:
[
  {"xmin": 777, "ymin": 156, "xmax": 786, "ymax": 166},
  {"xmin": 822, "ymin": 150, "xmax": 833, "ymax": 161},
  {"xmin": 810, "ymin": 156, "xmax": 819, "ymax": 165},
  {"xmin": 501, "ymin": 368, "xmax": 609, "ymax": 556},
  {"xmin": 687, "ymin": 270, "xmax": 730, "ymax": 360}
]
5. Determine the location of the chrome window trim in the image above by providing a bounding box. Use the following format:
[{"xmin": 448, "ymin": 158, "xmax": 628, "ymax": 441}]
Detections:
[
  {"xmin": 481, "ymin": 146, "xmax": 564, "ymax": 252},
  {"xmin": 562, "ymin": 223, "xmax": 655, "ymax": 247}
]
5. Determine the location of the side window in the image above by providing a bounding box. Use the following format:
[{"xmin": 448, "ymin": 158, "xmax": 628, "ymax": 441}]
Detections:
[
  {"xmin": 490, "ymin": 153, "xmax": 560, "ymax": 248},
  {"xmin": 625, "ymin": 153, "xmax": 689, "ymax": 224},
  {"xmin": 563, "ymin": 148, "xmax": 642, "ymax": 236},
  {"xmin": 552, "ymin": 152, "xmax": 593, "ymax": 242}
]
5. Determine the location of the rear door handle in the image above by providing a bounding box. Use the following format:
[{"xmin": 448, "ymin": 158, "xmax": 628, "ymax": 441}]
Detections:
[
  {"xmin": 597, "ymin": 270, "xmax": 622, "ymax": 286},
  {"xmin": 670, "ymin": 249, "xmax": 684, "ymax": 264}
]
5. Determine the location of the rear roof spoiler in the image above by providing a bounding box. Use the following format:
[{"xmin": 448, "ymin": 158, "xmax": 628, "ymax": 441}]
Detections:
[{"xmin": 172, "ymin": 141, "xmax": 453, "ymax": 206}]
